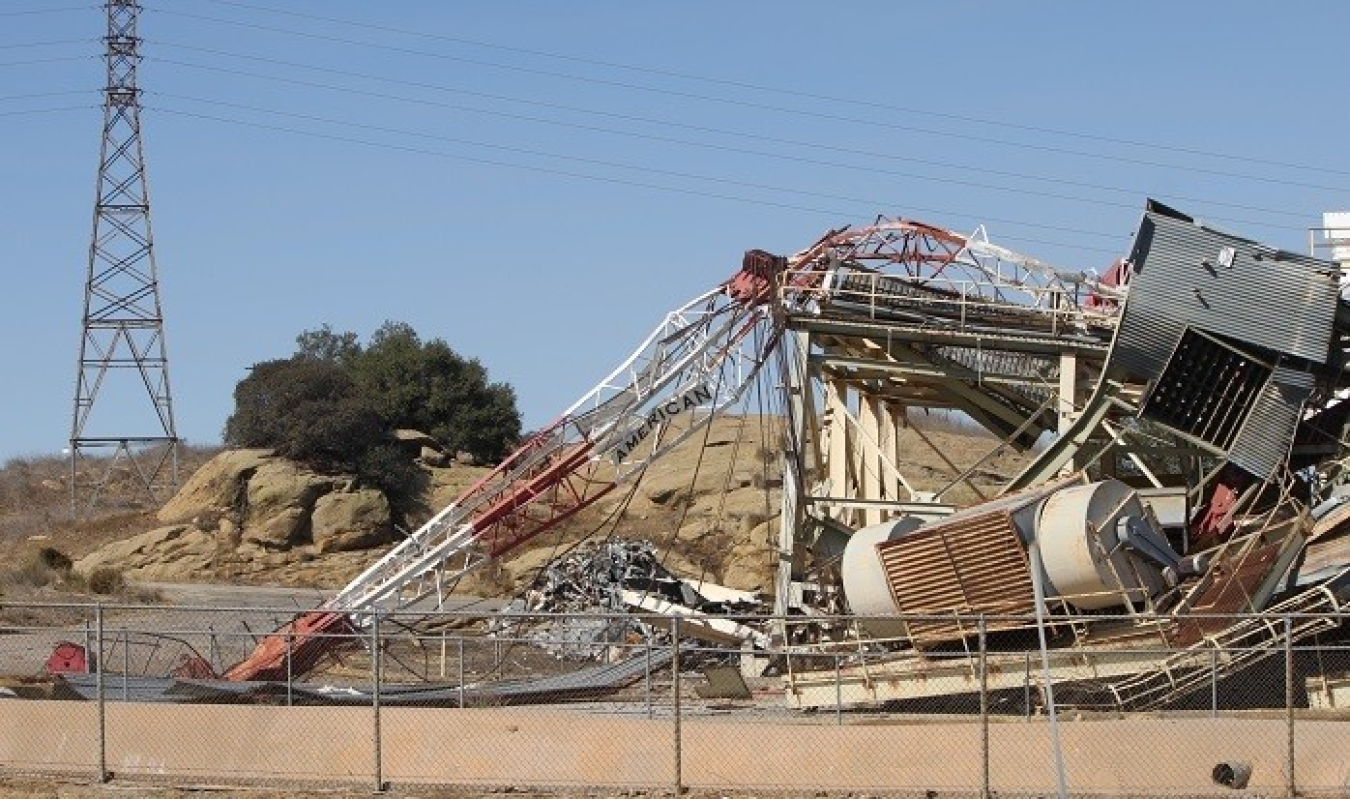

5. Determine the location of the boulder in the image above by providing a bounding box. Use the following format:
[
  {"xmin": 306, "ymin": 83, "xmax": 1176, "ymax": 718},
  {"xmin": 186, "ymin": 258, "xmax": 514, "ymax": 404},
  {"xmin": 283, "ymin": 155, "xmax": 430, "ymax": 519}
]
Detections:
[
  {"xmin": 157, "ymin": 448, "xmax": 272, "ymax": 525},
  {"xmin": 419, "ymin": 446, "xmax": 451, "ymax": 467},
  {"xmin": 241, "ymin": 460, "xmax": 334, "ymax": 548},
  {"xmin": 74, "ymin": 524, "xmax": 216, "ymax": 582},
  {"xmin": 393, "ymin": 428, "xmax": 442, "ymax": 451},
  {"xmin": 311, "ymin": 488, "xmax": 393, "ymax": 553}
]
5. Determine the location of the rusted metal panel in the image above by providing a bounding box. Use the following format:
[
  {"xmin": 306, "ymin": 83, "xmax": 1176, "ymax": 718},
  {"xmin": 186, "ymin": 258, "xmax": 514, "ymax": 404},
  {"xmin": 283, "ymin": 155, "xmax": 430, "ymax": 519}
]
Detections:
[
  {"xmin": 868, "ymin": 477, "xmax": 1082, "ymax": 643},
  {"xmin": 1171, "ymin": 542, "xmax": 1285, "ymax": 646},
  {"xmin": 875, "ymin": 509, "xmax": 1037, "ymax": 644}
]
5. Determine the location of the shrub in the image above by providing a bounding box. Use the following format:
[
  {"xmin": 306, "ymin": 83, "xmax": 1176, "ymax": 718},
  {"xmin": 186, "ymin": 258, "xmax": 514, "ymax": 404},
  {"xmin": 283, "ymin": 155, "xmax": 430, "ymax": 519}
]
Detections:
[
  {"xmin": 225, "ymin": 322, "xmax": 521, "ymax": 506},
  {"xmin": 38, "ymin": 547, "xmax": 73, "ymax": 574},
  {"xmin": 85, "ymin": 567, "xmax": 125, "ymax": 595}
]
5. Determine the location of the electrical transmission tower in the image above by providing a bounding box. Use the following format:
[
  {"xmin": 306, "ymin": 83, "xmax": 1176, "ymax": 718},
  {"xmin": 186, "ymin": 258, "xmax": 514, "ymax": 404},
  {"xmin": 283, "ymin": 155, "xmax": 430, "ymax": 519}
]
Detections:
[{"xmin": 70, "ymin": 0, "xmax": 180, "ymax": 513}]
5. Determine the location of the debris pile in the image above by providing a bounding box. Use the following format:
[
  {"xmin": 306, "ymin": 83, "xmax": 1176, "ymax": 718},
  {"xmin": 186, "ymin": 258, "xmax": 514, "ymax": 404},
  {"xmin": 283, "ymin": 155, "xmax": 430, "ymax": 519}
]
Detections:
[{"xmin": 492, "ymin": 539, "xmax": 765, "ymax": 660}]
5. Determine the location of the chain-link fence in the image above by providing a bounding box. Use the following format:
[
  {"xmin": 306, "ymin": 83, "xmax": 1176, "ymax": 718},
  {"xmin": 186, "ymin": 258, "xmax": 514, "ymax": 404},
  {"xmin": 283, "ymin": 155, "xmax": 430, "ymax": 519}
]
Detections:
[{"xmin": 0, "ymin": 601, "xmax": 1347, "ymax": 796}]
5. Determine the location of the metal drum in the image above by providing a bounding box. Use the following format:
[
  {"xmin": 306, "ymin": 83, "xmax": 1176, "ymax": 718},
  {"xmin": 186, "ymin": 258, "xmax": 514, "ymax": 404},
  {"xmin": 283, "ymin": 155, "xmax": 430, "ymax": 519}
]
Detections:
[
  {"xmin": 841, "ymin": 516, "xmax": 924, "ymax": 638},
  {"xmin": 1036, "ymin": 479, "xmax": 1165, "ymax": 610}
]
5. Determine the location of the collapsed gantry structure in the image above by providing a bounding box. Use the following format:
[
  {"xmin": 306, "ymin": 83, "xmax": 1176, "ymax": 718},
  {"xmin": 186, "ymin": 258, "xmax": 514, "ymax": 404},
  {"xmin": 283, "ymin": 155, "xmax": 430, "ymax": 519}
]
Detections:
[{"xmin": 222, "ymin": 200, "xmax": 1350, "ymax": 713}]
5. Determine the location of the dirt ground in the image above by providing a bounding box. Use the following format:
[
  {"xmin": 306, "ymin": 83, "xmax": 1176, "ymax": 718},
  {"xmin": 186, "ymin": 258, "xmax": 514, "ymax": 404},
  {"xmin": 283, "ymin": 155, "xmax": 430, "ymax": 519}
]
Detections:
[{"xmin": 0, "ymin": 777, "xmax": 684, "ymax": 798}]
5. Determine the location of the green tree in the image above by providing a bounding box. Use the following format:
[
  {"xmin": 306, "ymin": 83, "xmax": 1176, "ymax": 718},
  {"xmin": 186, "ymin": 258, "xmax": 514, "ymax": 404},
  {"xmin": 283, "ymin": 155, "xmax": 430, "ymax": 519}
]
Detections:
[
  {"xmin": 295, "ymin": 323, "xmax": 361, "ymax": 364},
  {"xmin": 222, "ymin": 357, "xmax": 421, "ymax": 500},
  {"xmin": 347, "ymin": 321, "xmax": 522, "ymax": 462}
]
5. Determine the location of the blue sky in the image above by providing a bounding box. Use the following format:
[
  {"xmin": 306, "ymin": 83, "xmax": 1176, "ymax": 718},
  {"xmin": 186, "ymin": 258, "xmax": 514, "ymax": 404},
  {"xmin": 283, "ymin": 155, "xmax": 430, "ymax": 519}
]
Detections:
[{"xmin": 3, "ymin": 1, "xmax": 1347, "ymax": 462}]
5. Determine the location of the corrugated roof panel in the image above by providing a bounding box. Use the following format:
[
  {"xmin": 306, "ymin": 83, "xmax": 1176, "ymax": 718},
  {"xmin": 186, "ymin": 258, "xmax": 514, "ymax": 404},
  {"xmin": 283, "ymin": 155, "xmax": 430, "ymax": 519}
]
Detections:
[
  {"xmin": 1227, "ymin": 366, "xmax": 1315, "ymax": 479},
  {"xmin": 1116, "ymin": 207, "xmax": 1340, "ymax": 377}
]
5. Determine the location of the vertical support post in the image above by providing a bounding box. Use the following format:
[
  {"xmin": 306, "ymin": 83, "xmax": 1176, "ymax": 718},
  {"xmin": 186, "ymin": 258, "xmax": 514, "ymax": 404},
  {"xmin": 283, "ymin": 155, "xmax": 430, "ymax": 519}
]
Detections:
[
  {"xmin": 439, "ymin": 631, "xmax": 446, "ymax": 680},
  {"xmin": 372, "ymin": 612, "xmax": 384, "ymax": 793},
  {"xmin": 834, "ymin": 653, "xmax": 842, "ymax": 725},
  {"xmin": 1027, "ymin": 541, "xmax": 1069, "ymax": 799},
  {"xmin": 979, "ymin": 616, "xmax": 990, "ymax": 799},
  {"xmin": 208, "ymin": 626, "xmax": 217, "ymax": 672},
  {"xmin": 1210, "ymin": 647, "xmax": 1218, "ymax": 718},
  {"xmin": 121, "ymin": 628, "xmax": 129, "ymax": 702},
  {"xmin": 1058, "ymin": 352, "xmax": 1079, "ymax": 475},
  {"xmin": 457, "ymin": 637, "xmax": 465, "ymax": 708},
  {"xmin": 83, "ymin": 620, "xmax": 92, "ymax": 674},
  {"xmin": 285, "ymin": 632, "xmax": 293, "ymax": 708},
  {"xmin": 95, "ymin": 604, "xmax": 108, "ymax": 783},
  {"xmin": 1285, "ymin": 616, "xmax": 1295, "ymax": 799},
  {"xmin": 645, "ymin": 638, "xmax": 653, "ymax": 720},
  {"xmin": 1024, "ymin": 651, "xmax": 1032, "ymax": 718},
  {"xmin": 671, "ymin": 617, "xmax": 682, "ymax": 796}
]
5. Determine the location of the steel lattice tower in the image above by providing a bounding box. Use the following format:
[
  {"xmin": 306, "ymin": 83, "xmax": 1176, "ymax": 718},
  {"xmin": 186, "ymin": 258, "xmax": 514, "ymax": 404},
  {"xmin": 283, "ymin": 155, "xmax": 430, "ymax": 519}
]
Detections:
[{"xmin": 70, "ymin": 0, "xmax": 179, "ymax": 512}]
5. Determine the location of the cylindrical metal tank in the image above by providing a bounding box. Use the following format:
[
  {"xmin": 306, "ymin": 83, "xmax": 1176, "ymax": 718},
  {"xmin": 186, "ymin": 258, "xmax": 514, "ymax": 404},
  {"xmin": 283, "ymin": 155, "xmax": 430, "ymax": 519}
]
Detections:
[
  {"xmin": 840, "ymin": 516, "xmax": 924, "ymax": 639},
  {"xmin": 1035, "ymin": 479, "xmax": 1164, "ymax": 610}
]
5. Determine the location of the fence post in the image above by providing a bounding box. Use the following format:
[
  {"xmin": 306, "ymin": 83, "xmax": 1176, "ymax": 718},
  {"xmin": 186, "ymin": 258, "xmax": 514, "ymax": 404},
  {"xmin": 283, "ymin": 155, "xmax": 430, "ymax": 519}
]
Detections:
[
  {"xmin": 1210, "ymin": 647, "xmax": 1218, "ymax": 718},
  {"xmin": 372, "ymin": 611, "xmax": 384, "ymax": 792},
  {"xmin": 1024, "ymin": 650, "xmax": 1032, "ymax": 718},
  {"xmin": 671, "ymin": 616, "xmax": 682, "ymax": 796},
  {"xmin": 285, "ymin": 632, "xmax": 293, "ymax": 707},
  {"xmin": 645, "ymin": 638, "xmax": 653, "ymax": 719},
  {"xmin": 95, "ymin": 603, "xmax": 108, "ymax": 783},
  {"xmin": 979, "ymin": 615, "xmax": 990, "ymax": 799},
  {"xmin": 834, "ymin": 653, "xmax": 843, "ymax": 725},
  {"xmin": 121, "ymin": 628, "xmax": 129, "ymax": 701},
  {"xmin": 457, "ymin": 637, "xmax": 465, "ymax": 708},
  {"xmin": 1285, "ymin": 616, "xmax": 1295, "ymax": 799}
]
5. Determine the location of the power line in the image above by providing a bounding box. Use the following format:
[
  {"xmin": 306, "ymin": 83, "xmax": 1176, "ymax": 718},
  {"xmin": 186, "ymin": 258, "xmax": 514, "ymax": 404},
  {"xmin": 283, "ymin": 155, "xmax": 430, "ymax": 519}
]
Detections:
[
  {"xmin": 154, "ymin": 87, "xmax": 1304, "ymax": 238},
  {"xmin": 0, "ymin": 55, "xmax": 91, "ymax": 68},
  {"xmin": 148, "ymin": 47, "xmax": 1318, "ymax": 227},
  {"xmin": 0, "ymin": 104, "xmax": 92, "ymax": 117},
  {"xmin": 152, "ymin": 8, "xmax": 1350, "ymax": 193},
  {"xmin": 189, "ymin": 0, "xmax": 1348, "ymax": 179},
  {"xmin": 0, "ymin": 38, "xmax": 92, "ymax": 49},
  {"xmin": 0, "ymin": 89, "xmax": 94, "ymax": 101},
  {"xmin": 0, "ymin": 6, "xmax": 89, "ymax": 17},
  {"xmin": 146, "ymin": 103, "xmax": 1126, "ymax": 258}
]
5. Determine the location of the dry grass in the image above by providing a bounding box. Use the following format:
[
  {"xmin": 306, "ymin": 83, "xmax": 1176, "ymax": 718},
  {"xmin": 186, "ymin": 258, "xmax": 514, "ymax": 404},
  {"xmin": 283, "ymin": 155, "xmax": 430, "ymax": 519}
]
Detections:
[{"xmin": 0, "ymin": 445, "xmax": 220, "ymax": 603}]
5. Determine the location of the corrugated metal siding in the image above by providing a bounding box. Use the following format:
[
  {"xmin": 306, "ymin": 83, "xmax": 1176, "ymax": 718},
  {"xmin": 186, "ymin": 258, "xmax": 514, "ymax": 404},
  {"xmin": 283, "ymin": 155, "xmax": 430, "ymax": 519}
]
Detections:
[
  {"xmin": 1115, "ymin": 208, "xmax": 1340, "ymax": 378},
  {"xmin": 1227, "ymin": 366, "xmax": 1315, "ymax": 479}
]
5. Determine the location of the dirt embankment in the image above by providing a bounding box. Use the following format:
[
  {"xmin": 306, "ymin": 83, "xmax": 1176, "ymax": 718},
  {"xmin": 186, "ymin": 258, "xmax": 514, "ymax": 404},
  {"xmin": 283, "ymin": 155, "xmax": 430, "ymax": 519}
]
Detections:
[{"xmin": 0, "ymin": 417, "xmax": 1029, "ymax": 606}]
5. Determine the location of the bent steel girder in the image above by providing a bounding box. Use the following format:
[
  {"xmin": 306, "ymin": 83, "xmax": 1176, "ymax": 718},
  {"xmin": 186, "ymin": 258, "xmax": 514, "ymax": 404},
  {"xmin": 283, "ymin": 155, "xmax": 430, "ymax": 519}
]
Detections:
[{"xmin": 782, "ymin": 216, "xmax": 1115, "ymax": 317}]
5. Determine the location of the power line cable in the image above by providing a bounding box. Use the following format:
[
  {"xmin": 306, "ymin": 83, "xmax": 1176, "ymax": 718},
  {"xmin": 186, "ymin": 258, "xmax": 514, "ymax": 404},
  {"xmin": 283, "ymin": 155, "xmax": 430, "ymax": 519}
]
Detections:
[
  {"xmin": 0, "ymin": 89, "xmax": 94, "ymax": 101},
  {"xmin": 149, "ymin": 47, "xmax": 1316, "ymax": 226},
  {"xmin": 190, "ymin": 0, "xmax": 1349, "ymax": 179},
  {"xmin": 151, "ymin": 8, "xmax": 1350, "ymax": 193},
  {"xmin": 0, "ymin": 104, "xmax": 93, "ymax": 118},
  {"xmin": 153, "ymin": 94, "xmax": 1125, "ymax": 241},
  {"xmin": 0, "ymin": 38, "xmax": 92, "ymax": 49},
  {"xmin": 0, "ymin": 6, "xmax": 90, "ymax": 17},
  {"xmin": 146, "ymin": 103, "xmax": 1125, "ymax": 258},
  {"xmin": 0, "ymin": 55, "xmax": 91, "ymax": 68}
]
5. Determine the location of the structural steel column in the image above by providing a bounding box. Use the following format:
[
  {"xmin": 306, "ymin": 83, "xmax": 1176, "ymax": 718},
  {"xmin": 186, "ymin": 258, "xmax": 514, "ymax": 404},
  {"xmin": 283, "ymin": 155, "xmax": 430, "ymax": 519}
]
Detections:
[{"xmin": 859, "ymin": 393, "xmax": 882, "ymax": 527}]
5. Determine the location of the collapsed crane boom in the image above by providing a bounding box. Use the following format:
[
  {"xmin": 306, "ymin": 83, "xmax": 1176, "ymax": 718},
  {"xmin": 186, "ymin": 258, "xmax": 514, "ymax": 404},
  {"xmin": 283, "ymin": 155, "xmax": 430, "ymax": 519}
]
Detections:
[{"xmin": 224, "ymin": 252, "xmax": 785, "ymax": 681}]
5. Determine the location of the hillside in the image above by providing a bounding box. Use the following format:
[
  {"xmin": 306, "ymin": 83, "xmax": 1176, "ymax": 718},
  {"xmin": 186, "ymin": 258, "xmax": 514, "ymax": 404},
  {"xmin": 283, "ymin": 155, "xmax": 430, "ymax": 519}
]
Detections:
[{"xmin": 0, "ymin": 416, "xmax": 1032, "ymax": 604}]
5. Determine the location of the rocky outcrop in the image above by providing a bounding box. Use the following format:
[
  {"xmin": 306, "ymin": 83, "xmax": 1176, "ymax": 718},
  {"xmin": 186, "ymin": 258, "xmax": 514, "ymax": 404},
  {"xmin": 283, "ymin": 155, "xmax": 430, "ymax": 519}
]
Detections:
[
  {"xmin": 81, "ymin": 448, "xmax": 398, "ymax": 580},
  {"xmin": 311, "ymin": 488, "xmax": 391, "ymax": 553},
  {"xmin": 74, "ymin": 524, "xmax": 217, "ymax": 582}
]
